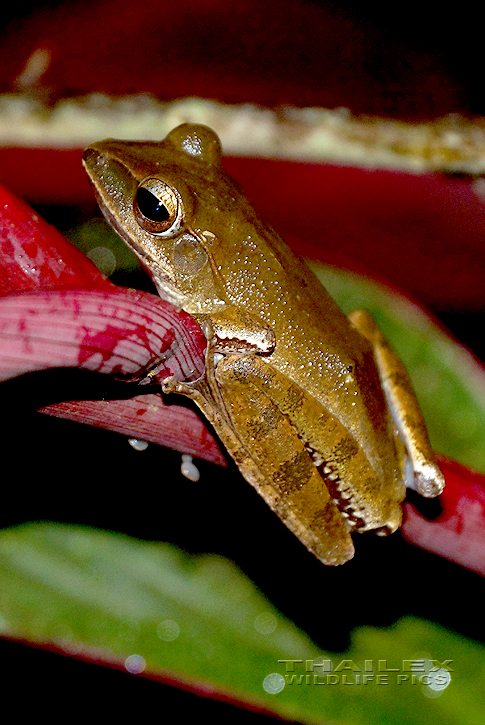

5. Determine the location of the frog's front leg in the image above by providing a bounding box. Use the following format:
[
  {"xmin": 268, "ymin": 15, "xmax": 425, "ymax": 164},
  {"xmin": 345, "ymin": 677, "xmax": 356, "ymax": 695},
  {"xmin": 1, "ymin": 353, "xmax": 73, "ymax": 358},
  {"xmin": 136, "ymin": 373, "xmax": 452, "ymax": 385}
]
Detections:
[
  {"xmin": 164, "ymin": 350, "xmax": 355, "ymax": 566},
  {"xmin": 348, "ymin": 309, "xmax": 445, "ymax": 498}
]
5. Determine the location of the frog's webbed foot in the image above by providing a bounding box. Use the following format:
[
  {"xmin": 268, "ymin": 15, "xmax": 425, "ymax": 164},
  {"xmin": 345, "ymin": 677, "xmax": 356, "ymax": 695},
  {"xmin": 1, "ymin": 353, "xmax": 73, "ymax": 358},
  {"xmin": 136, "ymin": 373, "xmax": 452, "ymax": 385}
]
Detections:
[{"xmin": 348, "ymin": 309, "xmax": 445, "ymax": 498}]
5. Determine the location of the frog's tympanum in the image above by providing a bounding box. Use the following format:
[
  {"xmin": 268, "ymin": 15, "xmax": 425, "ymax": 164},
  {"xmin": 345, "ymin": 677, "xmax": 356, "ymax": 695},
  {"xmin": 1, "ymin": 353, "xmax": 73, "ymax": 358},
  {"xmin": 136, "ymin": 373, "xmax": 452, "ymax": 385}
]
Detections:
[{"xmin": 83, "ymin": 124, "xmax": 445, "ymax": 565}]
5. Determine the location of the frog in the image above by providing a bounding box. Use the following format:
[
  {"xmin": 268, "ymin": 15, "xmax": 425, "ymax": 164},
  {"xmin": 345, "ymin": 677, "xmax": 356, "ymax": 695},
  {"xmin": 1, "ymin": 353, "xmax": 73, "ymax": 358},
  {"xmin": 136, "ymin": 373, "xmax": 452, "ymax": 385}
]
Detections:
[{"xmin": 83, "ymin": 123, "xmax": 445, "ymax": 565}]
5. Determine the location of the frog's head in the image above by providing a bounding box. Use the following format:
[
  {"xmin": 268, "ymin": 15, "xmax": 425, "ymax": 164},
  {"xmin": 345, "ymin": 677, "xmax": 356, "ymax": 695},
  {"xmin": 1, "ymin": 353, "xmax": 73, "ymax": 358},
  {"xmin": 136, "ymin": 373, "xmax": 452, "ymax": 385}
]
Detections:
[{"xmin": 83, "ymin": 124, "xmax": 257, "ymax": 314}]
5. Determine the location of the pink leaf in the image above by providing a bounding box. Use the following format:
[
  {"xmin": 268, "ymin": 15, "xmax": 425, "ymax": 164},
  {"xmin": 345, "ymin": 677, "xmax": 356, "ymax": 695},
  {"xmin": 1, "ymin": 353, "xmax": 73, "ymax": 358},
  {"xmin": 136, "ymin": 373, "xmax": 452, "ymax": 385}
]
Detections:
[{"xmin": 0, "ymin": 287, "xmax": 205, "ymax": 383}]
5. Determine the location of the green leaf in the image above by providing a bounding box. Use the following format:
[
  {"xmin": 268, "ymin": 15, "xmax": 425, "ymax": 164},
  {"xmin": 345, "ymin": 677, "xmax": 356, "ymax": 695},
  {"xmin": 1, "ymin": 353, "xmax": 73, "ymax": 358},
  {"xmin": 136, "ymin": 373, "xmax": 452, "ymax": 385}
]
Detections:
[
  {"xmin": 309, "ymin": 262, "xmax": 485, "ymax": 473},
  {"xmin": 0, "ymin": 522, "xmax": 483, "ymax": 724}
]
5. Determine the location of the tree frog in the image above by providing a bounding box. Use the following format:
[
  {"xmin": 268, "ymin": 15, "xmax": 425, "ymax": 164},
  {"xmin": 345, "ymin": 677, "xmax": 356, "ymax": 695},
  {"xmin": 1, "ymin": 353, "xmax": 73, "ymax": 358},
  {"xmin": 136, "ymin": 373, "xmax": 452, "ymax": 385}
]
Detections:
[{"xmin": 83, "ymin": 124, "xmax": 445, "ymax": 565}]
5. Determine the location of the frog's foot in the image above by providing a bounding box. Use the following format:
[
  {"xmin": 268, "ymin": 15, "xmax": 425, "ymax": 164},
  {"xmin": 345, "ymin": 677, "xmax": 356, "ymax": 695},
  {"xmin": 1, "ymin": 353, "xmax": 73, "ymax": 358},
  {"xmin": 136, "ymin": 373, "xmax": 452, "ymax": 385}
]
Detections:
[
  {"xmin": 162, "ymin": 376, "xmax": 196, "ymax": 397},
  {"xmin": 348, "ymin": 309, "xmax": 445, "ymax": 498}
]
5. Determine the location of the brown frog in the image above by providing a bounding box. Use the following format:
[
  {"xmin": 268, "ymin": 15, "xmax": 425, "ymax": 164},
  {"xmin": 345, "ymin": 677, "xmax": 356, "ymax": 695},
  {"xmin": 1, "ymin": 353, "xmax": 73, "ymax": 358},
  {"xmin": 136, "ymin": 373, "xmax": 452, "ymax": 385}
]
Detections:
[{"xmin": 83, "ymin": 124, "xmax": 444, "ymax": 565}]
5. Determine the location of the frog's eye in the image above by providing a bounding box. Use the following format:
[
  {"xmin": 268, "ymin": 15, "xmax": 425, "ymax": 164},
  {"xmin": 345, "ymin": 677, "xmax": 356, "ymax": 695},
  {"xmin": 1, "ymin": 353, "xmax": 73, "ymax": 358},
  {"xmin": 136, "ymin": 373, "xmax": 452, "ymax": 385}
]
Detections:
[{"xmin": 134, "ymin": 179, "xmax": 183, "ymax": 236}]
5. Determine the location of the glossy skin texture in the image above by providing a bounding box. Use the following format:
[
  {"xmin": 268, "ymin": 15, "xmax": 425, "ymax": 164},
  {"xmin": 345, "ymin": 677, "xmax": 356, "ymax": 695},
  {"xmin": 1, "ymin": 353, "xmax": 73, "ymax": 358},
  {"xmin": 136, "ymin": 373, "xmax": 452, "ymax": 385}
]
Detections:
[{"xmin": 83, "ymin": 124, "xmax": 444, "ymax": 565}]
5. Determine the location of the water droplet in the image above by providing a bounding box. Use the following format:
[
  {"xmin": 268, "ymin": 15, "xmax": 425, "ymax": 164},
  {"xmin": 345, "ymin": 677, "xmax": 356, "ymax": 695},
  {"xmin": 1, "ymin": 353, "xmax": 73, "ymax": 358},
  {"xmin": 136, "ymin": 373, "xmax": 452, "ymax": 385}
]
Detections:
[
  {"xmin": 181, "ymin": 454, "xmax": 200, "ymax": 482},
  {"xmin": 128, "ymin": 438, "xmax": 149, "ymax": 451},
  {"xmin": 157, "ymin": 619, "xmax": 180, "ymax": 642},
  {"xmin": 124, "ymin": 654, "xmax": 146, "ymax": 674},
  {"xmin": 263, "ymin": 673, "xmax": 285, "ymax": 694},
  {"xmin": 254, "ymin": 612, "xmax": 277, "ymax": 635},
  {"xmin": 424, "ymin": 668, "xmax": 451, "ymax": 695},
  {"xmin": 87, "ymin": 246, "xmax": 117, "ymax": 276}
]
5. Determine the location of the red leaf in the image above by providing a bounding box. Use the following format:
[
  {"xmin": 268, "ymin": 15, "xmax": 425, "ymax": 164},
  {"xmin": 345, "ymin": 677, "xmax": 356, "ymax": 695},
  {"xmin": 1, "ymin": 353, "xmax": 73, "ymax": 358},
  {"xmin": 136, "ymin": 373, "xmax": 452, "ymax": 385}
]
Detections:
[
  {"xmin": 0, "ymin": 183, "xmax": 106, "ymax": 292},
  {"xmin": 0, "ymin": 182, "xmax": 213, "ymax": 459},
  {"xmin": 402, "ymin": 455, "xmax": 485, "ymax": 576},
  {"xmin": 39, "ymin": 395, "xmax": 226, "ymax": 466},
  {"xmin": 0, "ymin": 0, "xmax": 461, "ymax": 115}
]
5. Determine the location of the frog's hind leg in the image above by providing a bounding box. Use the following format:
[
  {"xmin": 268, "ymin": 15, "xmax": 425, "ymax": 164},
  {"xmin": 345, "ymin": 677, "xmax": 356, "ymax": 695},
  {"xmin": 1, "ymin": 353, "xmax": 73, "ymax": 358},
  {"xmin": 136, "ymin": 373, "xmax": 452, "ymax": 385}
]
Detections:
[
  {"xmin": 218, "ymin": 353, "xmax": 405, "ymax": 536},
  {"xmin": 348, "ymin": 309, "xmax": 445, "ymax": 498},
  {"xmin": 163, "ymin": 357, "xmax": 355, "ymax": 566}
]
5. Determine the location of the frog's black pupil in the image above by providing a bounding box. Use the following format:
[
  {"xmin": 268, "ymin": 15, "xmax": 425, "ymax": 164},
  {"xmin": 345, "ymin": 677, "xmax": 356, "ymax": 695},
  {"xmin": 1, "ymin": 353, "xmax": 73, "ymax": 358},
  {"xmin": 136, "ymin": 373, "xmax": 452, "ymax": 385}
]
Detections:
[{"xmin": 136, "ymin": 187, "xmax": 170, "ymax": 222}]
